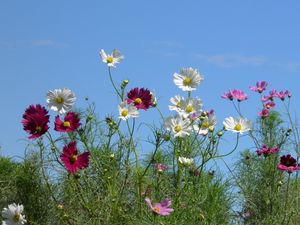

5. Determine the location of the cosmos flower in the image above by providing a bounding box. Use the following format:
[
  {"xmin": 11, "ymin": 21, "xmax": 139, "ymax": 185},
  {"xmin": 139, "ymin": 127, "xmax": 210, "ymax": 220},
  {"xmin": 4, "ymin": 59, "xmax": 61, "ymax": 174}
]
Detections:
[
  {"xmin": 249, "ymin": 81, "xmax": 268, "ymax": 93},
  {"xmin": 164, "ymin": 116, "xmax": 192, "ymax": 138},
  {"xmin": 264, "ymin": 101, "xmax": 275, "ymax": 109},
  {"xmin": 54, "ymin": 112, "xmax": 81, "ymax": 132},
  {"xmin": 221, "ymin": 90, "xmax": 235, "ymax": 100},
  {"xmin": 178, "ymin": 156, "xmax": 193, "ymax": 167},
  {"xmin": 278, "ymin": 154, "xmax": 300, "ymax": 173},
  {"xmin": 177, "ymin": 97, "xmax": 203, "ymax": 118},
  {"xmin": 261, "ymin": 89, "xmax": 277, "ymax": 102},
  {"xmin": 258, "ymin": 109, "xmax": 269, "ymax": 118},
  {"xmin": 193, "ymin": 113, "xmax": 217, "ymax": 135},
  {"xmin": 118, "ymin": 101, "xmax": 139, "ymax": 120},
  {"xmin": 22, "ymin": 104, "xmax": 50, "ymax": 139},
  {"xmin": 60, "ymin": 141, "xmax": 90, "ymax": 173},
  {"xmin": 46, "ymin": 88, "xmax": 76, "ymax": 114},
  {"xmin": 232, "ymin": 89, "xmax": 248, "ymax": 102},
  {"xmin": 276, "ymin": 90, "xmax": 291, "ymax": 101},
  {"xmin": 169, "ymin": 95, "xmax": 185, "ymax": 112},
  {"xmin": 145, "ymin": 198, "xmax": 174, "ymax": 216},
  {"xmin": 99, "ymin": 49, "xmax": 124, "ymax": 67},
  {"xmin": 2, "ymin": 203, "xmax": 26, "ymax": 225},
  {"xmin": 173, "ymin": 67, "xmax": 204, "ymax": 91},
  {"xmin": 155, "ymin": 163, "xmax": 167, "ymax": 173},
  {"xmin": 256, "ymin": 145, "xmax": 279, "ymax": 157},
  {"xmin": 127, "ymin": 87, "xmax": 153, "ymax": 110},
  {"xmin": 223, "ymin": 117, "xmax": 252, "ymax": 134}
]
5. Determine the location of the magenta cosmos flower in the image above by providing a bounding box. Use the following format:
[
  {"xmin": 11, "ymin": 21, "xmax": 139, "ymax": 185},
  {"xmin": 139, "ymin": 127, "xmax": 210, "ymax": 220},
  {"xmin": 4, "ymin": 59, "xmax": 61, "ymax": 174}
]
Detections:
[
  {"xmin": 258, "ymin": 109, "xmax": 270, "ymax": 118},
  {"xmin": 264, "ymin": 101, "xmax": 275, "ymax": 109},
  {"xmin": 55, "ymin": 112, "xmax": 81, "ymax": 132},
  {"xmin": 60, "ymin": 141, "xmax": 90, "ymax": 173},
  {"xmin": 278, "ymin": 154, "xmax": 300, "ymax": 173},
  {"xmin": 256, "ymin": 145, "xmax": 279, "ymax": 157},
  {"xmin": 127, "ymin": 87, "xmax": 153, "ymax": 110},
  {"xmin": 261, "ymin": 89, "xmax": 278, "ymax": 102},
  {"xmin": 22, "ymin": 104, "xmax": 50, "ymax": 139},
  {"xmin": 155, "ymin": 163, "xmax": 167, "ymax": 173},
  {"xmin": 145, "ymin": 198, "xmax": 174, "ymax": 216},
  {"xmin": 221, "ymin": 90, "xmax": 234, "ymax": 100},
  {"xmin": 249, "ymin": 81, "xmax": 268, "ymax": 93},
  {"xmin": 222, "ymin": 89, "xmax": 247, "ymax": 102},
  {"xmin": 276, "ymin": 90, "xmax": 291, "ymax": 101}
]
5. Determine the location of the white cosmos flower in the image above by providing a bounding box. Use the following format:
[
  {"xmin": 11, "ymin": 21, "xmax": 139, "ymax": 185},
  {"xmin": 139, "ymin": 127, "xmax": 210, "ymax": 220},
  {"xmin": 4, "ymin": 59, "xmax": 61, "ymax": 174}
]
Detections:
[
  {"xmin": 2, "ymin": 203, "xmax": 26, "ymax": 225},
  {"xmin": 223, "ymin": 117, "xmax": 252, "ymax": 134},
  {"xmin": 100, "ymin": 49, "xmax": 124, "ymax": 67},
  {"xmin": 173, "ymin": 67, "xmax": 204, "ymax": 91},
  {"xmin": 118, "ymin": 102, "xmax": 139, "ymax": 120},
  {"xmin": 178, "ymin": 156, "xmax": 193, "ymax": 167},
  {"xmin": 178, "ymin": 97, "xmax": 203, "ymax": 118},
  {"xmin": 46, "ymin": 88, "xmax": 76, "ymax": 114},
  {"xmin": 169, "ymin": 95, "xmax": 184, "ymax": 112},
  {"xmin": 164, "ymin": 116, "xmax": 191, "ymax": 138},
  {"xmin": 193, "ymin": 114, "xmax": 217, "ymax": 135}
]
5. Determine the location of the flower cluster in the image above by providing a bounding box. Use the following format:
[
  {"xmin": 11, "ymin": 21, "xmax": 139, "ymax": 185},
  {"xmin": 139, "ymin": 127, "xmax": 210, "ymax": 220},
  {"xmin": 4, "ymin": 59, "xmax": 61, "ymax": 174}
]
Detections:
[{"xmin": 256, "ymin": 145, "xmax": 279, "ymax": 157}]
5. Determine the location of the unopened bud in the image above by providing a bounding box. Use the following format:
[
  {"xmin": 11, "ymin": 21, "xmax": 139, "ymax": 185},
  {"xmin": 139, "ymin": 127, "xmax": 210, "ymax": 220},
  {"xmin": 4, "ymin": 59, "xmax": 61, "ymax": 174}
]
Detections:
[{"xmin": 217, "ymin": 131, "xmax": 223, "ymax": 137}]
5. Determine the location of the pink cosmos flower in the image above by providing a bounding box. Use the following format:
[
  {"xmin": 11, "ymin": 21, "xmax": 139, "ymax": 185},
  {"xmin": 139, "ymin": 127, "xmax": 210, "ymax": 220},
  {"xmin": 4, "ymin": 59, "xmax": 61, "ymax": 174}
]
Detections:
[
  {"xmin": 55, "ymin": 112, "xmax": 81, "ymax": 132},
  {"xmin": 264, "ymin": 101, "xmax": 276, "ymax": 109},
  {"xmin": 221, "ymin": 90, "xmax": 234, "ymax": 100},
  {"xmin": 256, "ymin": 145, "xmax": 279, "ymax": 157},
  {"xmin": 261, "ymin": 89, "xmax": 277, "ymax": 102},
  {"xmin": 249, "ymin": 81, "xmax": 268, "ymax": 93},
  {"xmin": 232, "ymin": 89, "xmax": 248, "ymax": 102},
  {"xmin": 276, "ymin": 90, "xmax": 291, "ymax": 101},
  {"xmin": 155, "ymin": 163, "xmax": 167, "ymax": 173},
  {"xmin": 145, "ymin": 198, "xmax": 174, "ymax": 216},
  {"xmin": 127, "ymin": 87, "xmax": 153, "ymax": 110},
  {"xmin": 60, "ymin": 141, "xmax": 90, "ymax": 173},
  {"xmin": 278, "ymin": 154, "xmax": 300, "ymax": 173},
  {"xmin": 258, "ymin": 109, "xmax": 269, "ymax": 118},
  {"xmin": 22, "ymin": 104, "xmax": 50, "ymax": 139}
]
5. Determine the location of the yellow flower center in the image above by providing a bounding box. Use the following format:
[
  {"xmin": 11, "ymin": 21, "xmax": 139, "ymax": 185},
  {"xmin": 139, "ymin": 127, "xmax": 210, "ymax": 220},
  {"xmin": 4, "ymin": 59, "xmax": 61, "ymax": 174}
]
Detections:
[
  {"xmin": 63, "ymin": 121, "xmax": 71, "ymax": 128},
  {"xmin": 186, "ymin": 105, "xmax": 194, "ymax": 113},
  {"xmin": 202, "ymin": 122, "xmax": 209, "ymax": 129},
  {"xmin": 56, "ymin": 96, "xmax": 64, "ymax": 104},
  {"xmin": 183, "ymin": 77, "xmax": 192, "ymax": 86},
  {"xmin": 234, "ymin": 123, "xmax": 242, "ymax": 131},
  {"xmin": 13, "ymin": 214, "xmax": 20, "ymax": 222},
  {"xmin": 106, "ymin": 56, "xmax": 114, "ymax": 63},
  {"xmin": 174, "ymin": 125, "xmax": 182, "ymax": 133},
  {"xmin": 121, "ymin": 109, "xmax": 128, "ymax": 117},
  {"xmin": 153, "ymin": 207, "xmax": 161, "ymax": 214},
  {"xmin": 70, "ymin": 154, "xmax": 78, "ymax": 163},
  {"xmin": 134, "ymin": 98, "xmax": 142, "ymax": 104},
  {"xmin": 36, "ymin": 126, "xmax": 42, "ymax": 133}
]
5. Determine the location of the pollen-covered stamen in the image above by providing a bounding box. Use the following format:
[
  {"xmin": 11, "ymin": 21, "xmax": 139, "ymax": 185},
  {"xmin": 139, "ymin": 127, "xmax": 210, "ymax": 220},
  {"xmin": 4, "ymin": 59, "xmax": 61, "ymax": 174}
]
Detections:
[
  {"xmin": 153, "ymin": 207, "xmax": 161, "ymax": 214},
  {"xmin": 134, "ymin": 98, "xmax": 142, "ymax": 104},
  {"xmin": 36, "ymin": 126, "xmax": 42, "ymax": 133},
  {"xmin": 63, "ymin": 121, "xmax": 71, "ymax": 128},
  {"xmin": 183, "ymin": 77, "xmax": 192, "ymax": 86},
  {"xmin": 234, "ymin": 123, "xmax": 242, "ymax": 131},
  {"xmin": 70, "ymin": 154, "xmax": 78, "ymax": 164},
  {"xmin": 121, "ymin": 109, "xmax": 128, "ymax": 117},
  {"xmin": 186, "ymin": 105, "xmax": 194, "ymax": 113},
  {"xmin": 13, "ymin": 213, "xmax": 20, "ymax": 222},
  {"xmin": 174, "ymin": 125, "xmax": 182, "ymax": 133},
  {"xmin": 55, "ymin": 96, "xmax": 64, "ymax": 104},
  {"xmin": 106, "ymin": 56, "xmax": 114, "ymax": 63},
  {"xmin": 202, "ymin": 122, "xmax": 209, "ymax": 129}
]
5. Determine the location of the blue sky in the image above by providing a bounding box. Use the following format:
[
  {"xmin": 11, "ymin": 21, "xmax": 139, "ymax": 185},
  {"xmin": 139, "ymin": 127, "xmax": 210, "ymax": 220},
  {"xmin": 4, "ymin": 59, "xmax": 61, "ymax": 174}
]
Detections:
[{"xmin": 1, "ymin": 1, "xmax": 300, "ymax": 159}]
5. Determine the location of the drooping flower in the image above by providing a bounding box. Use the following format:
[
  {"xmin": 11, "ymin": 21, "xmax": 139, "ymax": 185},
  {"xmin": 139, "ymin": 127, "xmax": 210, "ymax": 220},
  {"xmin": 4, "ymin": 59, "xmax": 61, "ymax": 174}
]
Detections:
[
  {"xmin": 2, "ymin": 203, "xmax": 26, "ymax": 225},
  {"xmin": 155, "ymin": 163, "xmax": 167, "ymax": 173},
  {"xmin": 232, "ymin": 89, "xmax": 248, "ymax": 102},
  {"xmin": 173, "ymin": 67, "xmax": 204, "ymax": 91},
  {"xmin": 164, "ymin": 116, "xmax": 192, "ymax": 137},
  {"xmin": 177, "ymin": 97, "xmax": 203, "ymax": 118},
  {"xmin": 169, "ymin": 95, "xmax": 185, "ymax": 112},
  {"xmin": 278, "ymin": 154, "xmax": 300, "ymax": 173},
  {"xmin": 22, "ymin": 104, "xmax": 50, "ymax": 139},
  {"xmin": 46, "ymin": 88, "xmax": 76, "ymax": 114},
  {"xmin": 221, "ymin": 90, "xmax": 235, "ymax": 101},
  {"xmin": 223, "ymin": 117, "xmax": 252, "ymax": 134},
  {"xmin": 249, "ymin": 81, "xmax": 268, "ymax": 93},
  {"xmin": 256, "ymin": 145, "xmax": 280, "ymax": 157},
  {"xmin": 99, "ymin": 49, "xmax": 124, "ymax": 67},
  {"xmin": 127, "ymin": 87, "xmax": 153, "ymax": 110},
  {"xmin": 145, "ymin": 198, "xmax": 174, "ymax": 216},
  {"xmin": 258, "ymin": 109, "xmax": 269, "ymax": 118},
  {"xmin": 118, "ymin": 101, "xmax": 139, "ymax": 120},
  {"xmin": 60, "ymin": 141, "xmax": 90, "ymax": 173},
  {"xmin": 193, "ymin": 113, "xmax": 217, "ymax": 135},
  {"xmin": 178, "ymin": 156, "xmax": 193, "ymax": 167},
  {"xmin": 55, "ymin": 112, "xmax": 81, "ymax": 132}
]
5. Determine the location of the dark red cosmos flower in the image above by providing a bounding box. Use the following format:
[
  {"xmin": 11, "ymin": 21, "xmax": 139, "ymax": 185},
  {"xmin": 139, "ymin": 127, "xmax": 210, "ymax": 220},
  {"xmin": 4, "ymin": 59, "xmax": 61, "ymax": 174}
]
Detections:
[
  {"xmin": 278, "ymin": 154, "xmax": 300, "ymax": 173},
  {"xmin": 55, "ymin": 112, "xmax": 81, "ymax": 132},
  {"xmin": 22, "ymin": 104, "xmax": 50, "ymax": 139},
  {"xmin": 127, "ymin": 87, "xmax": 153, "ymax": 110},
  {"xmin": 60, "ymin": 141, "xmax": 90, "ymax": 173}
]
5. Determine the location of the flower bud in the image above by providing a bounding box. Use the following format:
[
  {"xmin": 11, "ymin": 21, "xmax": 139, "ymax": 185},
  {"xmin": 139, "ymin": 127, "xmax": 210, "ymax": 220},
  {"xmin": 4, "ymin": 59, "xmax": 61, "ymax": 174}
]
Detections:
[{"xmin": 217, "ymin": 131, "xmax": 223, "ymax": 137}]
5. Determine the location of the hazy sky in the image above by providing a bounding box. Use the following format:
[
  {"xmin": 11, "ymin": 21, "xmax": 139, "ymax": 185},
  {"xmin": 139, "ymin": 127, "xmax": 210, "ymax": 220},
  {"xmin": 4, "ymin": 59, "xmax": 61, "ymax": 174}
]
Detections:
[{"xmin": 1, "ymin": 1, "xmax": 300, "ymax": 159}]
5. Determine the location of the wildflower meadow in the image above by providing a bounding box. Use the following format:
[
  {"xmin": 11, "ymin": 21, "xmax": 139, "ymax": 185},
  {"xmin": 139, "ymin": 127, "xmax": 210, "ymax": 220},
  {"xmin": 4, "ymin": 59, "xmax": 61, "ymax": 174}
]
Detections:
[{"xmin": 1, "ymin": 48, "xmax": 300, "ymax": 225}]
